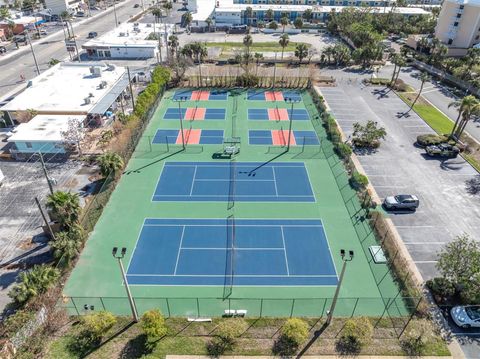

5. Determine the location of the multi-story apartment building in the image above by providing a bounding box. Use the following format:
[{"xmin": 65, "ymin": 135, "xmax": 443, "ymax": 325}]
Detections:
[{"xmin": 435, "ymin": 0, "xmax": 480, "ymax": 55}]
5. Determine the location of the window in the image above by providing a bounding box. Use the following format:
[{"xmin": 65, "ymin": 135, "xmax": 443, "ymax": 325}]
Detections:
[
  {"xmin": 457, "ymin": 13, "xmax": 461, "ymax": 18},
  {"xmin": 454, "ymin": 22, "xmax": 459, "ymax": 27},
  {"xmin": 448, "ymin": 39, "xmax": 453, "ymax": 45},
  {"xmin": 25, "ymin": 142, "xmax": 33, "ymax": 148},
  {"xmin": 476, "ymin": 35, "xmax": 480, "ymax": 40},
  {"xmin": 459, "ymin": 4, "xmax": 464, "ymax": 9}
]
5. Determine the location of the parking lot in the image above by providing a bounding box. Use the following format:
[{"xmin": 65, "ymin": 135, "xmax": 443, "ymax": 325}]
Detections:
[{"xmin": 319, "ymin": 82, "xmax": 480, "ymax": 280}]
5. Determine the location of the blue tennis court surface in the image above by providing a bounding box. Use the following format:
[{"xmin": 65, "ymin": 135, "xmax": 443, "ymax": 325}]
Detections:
[
  {"xmin": 247, "ymin": 90, "xmax": 302, "ymax": 102},
  {"xmin": 248, "ymin": 108, "xmax": 309, "ymax": 121},
  {"xmin": 153, "ymin": 162, "xmax": 315, "ymax": 202},
  {"xmin": 249, "ymin": 130, "xmax": 320, "ymax": 145},
  {"xmin": 126, "ymin": 218, "xmax": 338, "ymax": 286},
  {"xmin": 173, "ymin": 89, "xmax": 228, "ymax": 101},
  {"xmin": 163, "ymin": 108, "xmax": 226, "ymax": 120},
  {"xmin": 152, "ymin": 129, "xmax": 224, "ymax": 144}
]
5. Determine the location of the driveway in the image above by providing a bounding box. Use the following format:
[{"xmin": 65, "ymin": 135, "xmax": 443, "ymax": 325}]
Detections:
[{"xmin": 318, "ymin": 83, "xmax": 480, "ymax": 280}]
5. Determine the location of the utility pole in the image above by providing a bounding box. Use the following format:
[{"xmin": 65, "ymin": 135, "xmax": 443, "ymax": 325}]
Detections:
[
  {"xmin": 112, "ymin": 247, "xmax": 139, "ymax": 322},
  {"xmin": 175, "ymin": 97, "xmax": 187, "ymax": 149},
  {"xmin": 127, "ymin": 67, "xmax": 135, "ymax": 108},
  {"xmin": 35, "ymin": 197, "xmax": 56, "ymax": 240},
  {"xmin": 113, "ymin": 0, "xmax": 119, "ymax": 27},
  {"xmin": 68, "ymin": 21, "xmax": 81, "ymax": 61},
  {"xmin": 25, "ymin": 31, "xmax": 40, "ymax": 75},
  {"xmin": 39, "ymin": 152, "xmax": 54, "ymax": 195},
  {"xmin": 326, "ymin": 249, "xmax": 354, "ymax": 325},
  {"xmin": 285, "ymin": 97, "xmax": 300, "ymax": 152}
]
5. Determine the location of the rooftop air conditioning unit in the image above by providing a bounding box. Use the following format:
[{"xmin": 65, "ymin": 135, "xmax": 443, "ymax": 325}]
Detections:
[
  {"xmin": 84, "ymin": 97, "xmax": 91, "ymax": 105},
  {"xmin": 106, "ymin": 63, "xmax": 116, "ymax": 71},
  {"xmin": 134, "ymin": 22, "xmax": 139, "ymax": 26},
  {"xmin": 146, "ymin": 23, "xmax": 152, "ymax": 27},
  {"xmin": 99, "ymin": 80, "xmax": 107, "ymax": 89},
  {"xmin": 90, "ymin": 66, "xmax": 102, "ymax": 77},
  {"xmin": 119, "ymin": 32, "xmax": 126, "ymax": 37}
]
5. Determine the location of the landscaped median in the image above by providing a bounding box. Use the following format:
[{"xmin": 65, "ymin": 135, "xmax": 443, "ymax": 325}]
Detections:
[{"xmin": 396, "ymin": 88, "xmax": 480, "ymax": 172}]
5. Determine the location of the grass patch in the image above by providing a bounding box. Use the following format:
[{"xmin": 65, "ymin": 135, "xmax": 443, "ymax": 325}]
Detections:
[{"xmin": 206, "ymin": 41, "xmax": 310, "ymax": 52}]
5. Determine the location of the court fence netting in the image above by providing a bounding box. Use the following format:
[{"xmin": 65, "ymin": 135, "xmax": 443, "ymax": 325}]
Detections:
[{"xmin": 305, "ymin": 88, "xmax": 427, "ymax": 320}]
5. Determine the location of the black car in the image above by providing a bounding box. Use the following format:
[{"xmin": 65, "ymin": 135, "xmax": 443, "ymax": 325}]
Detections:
[
  {"xmin": 0, "ymin": 46, "xmax": 6, "ymax": 54},
  {"xmin": 425, "ymin": 143, "xmax": 460, "ymax": 158},
  {"xmin": 133, "ymin": 3, "xmax": 140, "ymax": 7},
  {"xmin": 87, "ymin": 32, "xmax": 98, "ymax": 38}
]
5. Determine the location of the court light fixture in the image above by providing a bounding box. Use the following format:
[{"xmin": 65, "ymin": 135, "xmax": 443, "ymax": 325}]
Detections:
[
  {"xmin": 283, "ymin": 97, "xmax": 301, "ymax": 151},
  {"xmin": 112, "ymin": 245, "xmax": 138, "ymax": 322}
]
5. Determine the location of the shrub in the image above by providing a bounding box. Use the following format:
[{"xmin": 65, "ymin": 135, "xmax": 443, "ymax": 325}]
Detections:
[
  {"xmin": 207, "ymin": 318, "xmax": 247, "ymax": 355},
  {"xmin": 416, "ymin": 134, "xmax": 449, "ymax": 147},
  {"xmin": 400, "ymin": 319, "xmax": 433, "ymax": 356},
  {"xmin": 350, "ymin": 170, "xmax": 368, "ymax": 190},
  {"xmin": 9, "ymin": 265, "xmax": 60, "ymax": 305},
  {"xmin": 352, "ymin": 120, "xmax": 386, "ymax": 148},
  {"xmin": 426, "ymin": 277, "xmax": 455, "ymax": 303},
  {"xmin": 336, "ymin": 317, "xmax": 373, "ymax": 355},
  {"xmin": 81, "ymin": 311, "xmax": 117, "ymax": 340},
  {"xmin": 141, "ymin": 309, "xmax": 168, "ymax": 342},
  {"xmin": 281, "ymin": 318, "xmax": 309, "ymax": 347},
  {"xmin": 235, "ymin": 73, "xmax": 259, "ymax": 87},
  {"xmin": 335, "ymin": 142, "xmax": 352, "ymax": 160}
]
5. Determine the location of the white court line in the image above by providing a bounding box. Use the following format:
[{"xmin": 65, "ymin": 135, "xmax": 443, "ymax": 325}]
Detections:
[
  {"xmin": 189, "ymin": 165, "xmax": 197, "ymax": 195},
  {"xmin": 194, "ymin": 178, "xmax": 275, "ymax": 182},
  {"xmin": 272, "ymin": 167, "xmax": 279, "ymax": 196},
  {"xmin": 127, "ymin": 274, "xmax": 338, "ymax": 277},
  {"xmin": 173, "ymin": 226, "xmax": 186, "ymax": 275},
  {"xmin": 181, "ymin": 247, "xmax": 285, "ymax": 250},
  {"xmin": 145, "ymin": 224, "xmax": 324, "ymax": 228},
  {"xmin": 154, "ymin": 194, "xmax": 313, "ymax": 197},
  {"xmin": 280, "ymin": 226, "xmax": 290, "ymax": 276}
]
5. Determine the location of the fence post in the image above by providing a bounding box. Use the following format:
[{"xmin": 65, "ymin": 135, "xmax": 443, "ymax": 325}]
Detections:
[
  {"xmin": 260, "ymin": 298, "xmax": 263, "ymax": 317},
  {"xmin": 70, "ymin": 297, "xmax": 80, "ymax": 316},
  {"xmin": 100, "ymin": 297, "xmax": 106, "ymax": 311},
  {"xmin": 374, "ymin": 298, "xmax": 390, "ymax": 328},
  {"xmin": 290, "ymin": 299, "xmax": 295, "ymax": 318},
  {"xmin": 196, "ymin": 298, "xmax": 200, "ymax": 318},
  {"xmin": 166, "ymin": 298, "xmax": 171, "ymax": 317},
  {"xmin": 350, "ymin": 297, "xmax": 359, "ymax": 317},
  {"xmin": 397, "ymin": 297, "xmax": 422, "ymax": 339}
]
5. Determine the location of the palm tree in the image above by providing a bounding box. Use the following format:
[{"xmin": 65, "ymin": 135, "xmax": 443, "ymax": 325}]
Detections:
[
  {"xmin": 98, "ymin": 152, "xmax": 124, "ymax": 177},
  {"xmin": 448, "ymin": 95, "xmax": 480, "ymax": 140},
  {"xmin": 268, "ymin": 20, "xmax": 278, "ymax": 30},
  {"xmin": 191, "ymin": 42, "xmax": 207, "ymax": 85},
  {"xmin": 279, "ymin": 33, "xmax": 289, "ymax": 60},
  {"xmin": 8, "ymin": 265, "xmax": 60, "ymax": 304},
  {"xmin": 46, "ymin": 191, "xmax": 81, "ymax": 229},
  {"xmin": 243, "ymin": 34, "xmax": 253, "ymax": 67},
  {"xmin": 184, "ymin": 11, "xmax": 193, "ymax": 30},
  {"xmin": 265, "ymin": 8, "xmax": 274, "ymax": 22},
  {"xmin": 0, "ymin": 7, "xmax": 10, "ymax": 21},
  {"xmin": 408, "ymin": 72, "xmax": 430, "ymax": 112},
  {"xmin": 205, "ymin": 17, "xmax": 213, "ymax": 32},
  {"xmin": 245, "ymin": 6, "xmax": 253, "ymax": 26},
  {"xmin": 293, "ymin": 17, "xmax": 303, "ymax": 29},
  {"xmin": 463, "ymin": 47, "xmax": 480, "ymax": 79},
  {"xmin": 254, "ymin": 52, "xmax": 263, "ymax": 75},
  {"xmin": 323, "ymin": 46, "xmax": 333, "ymax": 64},
  {"xmin": 390, "ymin": 54, "xmax": 405, "ymax": 88},
  {"xmin": 50, "ymin": 230, "xmax": 82, "ymax": 266},
  {"xmin": 163, "ymin": 1, "xmax": 173, "ymax": 14},
  {"xmin": 280, "ymin": 16, "xmax": 289, "ymax": 33},
  {"xmin": 295, "ymin": 43, "xmax": 308, "ymax": 64},
  {"xmin": 302, "ymin": 8, "xmax": 312, "ymax": 22},
  {"xmin": 152, "ymin": 7, "xmax": 162, "ymax": 23},
  {"xmin": 168, "ymin": 34, "xmax": 179, "ymax": 58}
]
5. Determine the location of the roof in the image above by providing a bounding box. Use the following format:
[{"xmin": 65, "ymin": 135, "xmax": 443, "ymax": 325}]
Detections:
[
  {"xmin": 191, "ymin": 0, "xmax": 216, "ymax": 21},
  {"xmin": 82, "ymin": 22, "xmax": 173, "ymax": 49},
  {"xmin": 0, "ymin": 62, "xmax": 127, "ymax": 114},
  {"xmin": 8, "ymin": 115, "xmax": 79, "ymax": 143}
]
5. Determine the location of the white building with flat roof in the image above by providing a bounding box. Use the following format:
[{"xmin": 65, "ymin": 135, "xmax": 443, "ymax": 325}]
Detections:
[
  {"xmin": 0, "ymin": 62, "xmax": 128, "ymax": 121},
  {"xmin": 44, "ymin": 0, "xmax": 85, "ymax": 15},
  {"xmin": 7, "ymin": 115, "xmax": 79, "ymax": 155},
  {"xmin": 82, "ymin": 22, "xmax": 173, "ymax": 59}
]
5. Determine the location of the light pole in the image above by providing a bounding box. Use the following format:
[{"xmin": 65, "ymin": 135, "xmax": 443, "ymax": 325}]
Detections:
[
  {"xmin": 112, "ymin": 247, "xmax": 139, "ymax": 322},
  {"xmin": 25, "ymin": 31, "xmax": 40, "ymax": 75},
  {"xmin": 113, "ymin": 0, "xmax": 119, "ymax": 27},
  {"xmin": 174, "ymin": 96, "xmax": 188, "ymax": 149},
  {"xmin": 284, "ymin": 97, "xmax": 300, "ymax": 152},
  {"xmin": 326, "ymin": 249, "xmax": 354, "ymax": 325}
]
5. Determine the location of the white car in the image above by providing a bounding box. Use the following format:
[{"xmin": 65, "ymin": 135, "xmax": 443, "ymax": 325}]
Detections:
[{"xmin": 451, "ymin": 306, "xmax": 480, "ymax": 328}]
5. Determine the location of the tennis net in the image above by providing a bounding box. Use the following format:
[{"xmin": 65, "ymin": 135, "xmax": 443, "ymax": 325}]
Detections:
[
  {"xmin": 228, "ymin": 158, "xmax": 236, "ymax": 210},
  {"xmin": 224, "ymin": 214, "xmax": 236, "ymax": 298}
]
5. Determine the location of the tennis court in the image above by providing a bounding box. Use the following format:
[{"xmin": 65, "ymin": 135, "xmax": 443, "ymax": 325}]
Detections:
[
  {"xmin": 249, "ymin": 130, "xmax": 320, "ymax": 146},
  {"xmin": 247, "ymin": 90, "xmax": 302, "ymax": 102},
  {"xmin": 153, "ymin": 161, "xmax": 315, "ymax": 202},
  {"xmin": 164, "ymin": 108, "xmax": 226, "ymax": 120},
  {"xmin": 173, "ymin": 89, "xmax": 229, "ymax": 101},
  {"xmin": 127, "ymin": 218, "xmax": 337, "ymax": 286},
  {"xmin": 153, "ymin": 129, "xmax": 224, "ymax": 145},
  {"xmin": 248, "ymin": 108, "xmax": 309, "ymax": 121}
]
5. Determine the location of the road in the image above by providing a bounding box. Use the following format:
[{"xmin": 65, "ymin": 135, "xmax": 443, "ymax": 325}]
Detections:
[{"xmin": 0, "ymin": 0, "xmax": 145, "ymax": 99}]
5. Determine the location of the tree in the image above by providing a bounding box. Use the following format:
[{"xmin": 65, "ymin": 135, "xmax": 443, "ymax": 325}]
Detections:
[
  {"xmin": 151, "ymin": 7, "xmax": 162, "ymax": 22},
  {"xmin": 168, "ymin": 34, "xmax": 179, "ymax": 58},
  {"xmin": 208, "ymin": 318, "xmax": 247, "ymax": 355},
  {"xmin": 294, "ymin": 43, "xmax": 308, "ymax": 64},
  {"xmin": 97, "ymin": 152, "xmax": 124, "ymax": 177},
  {"xmin": 268, "ymin": 21, "xmax": 278, "ymax": 30},
  {"xmin": 190, "ymin": 42, "xmax": 207, "ymax": 85},
  {"xmin": 401, "ymin": 319, "xmax": 434, "ymax": 356},
  {"xmin": 265, "ymin": 8, "xmax": 274, "ymax": 22},
  {"xmin": 46, "ymin": 191, "xmax": 81, "ymax": 229},
  {"xmin": 279, "ymin": 33, "xmax": 289, "ymax": 60},
  {"xmin": 254, "ymin": 52, "xmax": 263, "ymax": 75},
  {"xmin": 245, "ymin": 6, "xmax": 253, "ymax": 26},
  {"xmin": 390, "ymin": 54, "xmax": 405, "ymax": 88},
  {"xmin": 352, "ymin": 120, "xmax": 387, "ymax": 148},
  {"xmin": 163, "ymin": 1, "xmax": 173, "ymax": 14},
  {"xmin": 302, "ymin": 8, "xmax": 312, "ymax": 21},
  {"xmin": 61, "ymin": 118, "xmax": 84, "ymax": 155},
  {"xmin": 80, "ymin": 311, "xmax": 116, "ymax": 341},
  {"xmin": 50, "ymin": 229, "xmax": 82, "ymax": 266},
  {"xmin": 205, "ymin": 17, "xmax": 213, "ymax": 32},
  {"xmin": 168, "ymin": 52, "xmax": 192, "ymax": 83},
  {"xmin": 183, "ymin": 11, "xmax": 193, "ymax": 30},
  {"xmin": 448, "ymin": 95, "xmax": 480, "ymax": 140},
  {"xmin": 280, "ymin": 318, "xmax": 309, "ymax": 347},
  {"xmin": 280, "ymin": 16, "xmax": 289, "ymax": 32},
  {"xmin": 293, "ymin": 17, "xmax": 303, "ymax": 29},
  {"xmin": 336, "ymin": 317, "xmax": 373, "ymax": 354},
  {"xmin": 0, "ymin": 7, "xmax": 10, "ymax": 21},
  {"xmin": 408, "ymin": 72, "xmax": 430, "ymax": 111},
  {"xmin": 436, "ymin": 234, "xmax": 480, "ymax": 288},
  {"xmin": 141, "ymin": 309, "xmax": 168, "ymax": 345},
  {"xmin": 243, "ymin": 34, "xmax": 253, "ymax": 68},
  {"xmin": 48, "ymin": 58, "xmax": 60, "ymax": 67},
  {"xmin": 9, "ymin": 265, "xmax": 60, "ymax": 304}
]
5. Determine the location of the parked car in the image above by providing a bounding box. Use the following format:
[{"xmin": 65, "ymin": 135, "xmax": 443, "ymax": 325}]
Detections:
[
  {"xmin": 87, "ymin": 32, "xmax": 98, "ymax": 38},
  {"xmin": 134, "ymin": 3, "xmax": 140, "ymax": 7},
  {"xmin": 451, "ymin": 306, "xmax": 480, "ymax": 328},
  {"xmin": 0, "ymin": 46, "xmax": 6, "ymax": 54},
  {"xmin": 383, "ymin": 194, "xmax": 419, "ymax": 210},
  {"xmin": 39, "ymin": 29, "xmax": 48, "ymax": 35},
  {"xmin": 14, "ymin": 36, "xmax": 27, "ymax": 43},
  {"xmin": 76, "ymin": 11, "xmax": 85, "ymax": 17},
  {"xmin": 425, "ymin": 143, "xmax": 460, "ymax": 158}
]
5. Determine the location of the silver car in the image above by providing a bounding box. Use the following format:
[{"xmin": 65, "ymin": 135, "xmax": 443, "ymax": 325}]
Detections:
[
  {"xmin": 383, "ymin": 194, "xmax": 419, "ymax": 210},
  {"xmin": 451, "ymin": 306, "xmax": 480, "ymax": 328}
]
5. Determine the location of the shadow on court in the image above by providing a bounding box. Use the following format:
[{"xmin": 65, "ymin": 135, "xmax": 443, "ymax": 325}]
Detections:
[{"xmin": 123, "ymin": 148, "xmax": 185, "ymax": 175}]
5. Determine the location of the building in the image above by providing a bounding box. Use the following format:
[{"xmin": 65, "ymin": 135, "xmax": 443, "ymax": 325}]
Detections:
[
  {"xmin": 232, "ymin": 0, "xmax": 394, "ymax": 6},
  {"xmin": 82, "ymin": 22, "xmax": 173, "ymax": 59},
  {"xmin": 435, "ymin": 0, "xmax": 480, "ymax": 56},
  {"xmin": 0, "ymin": 13, "xmax": 45, "ymax": 36},
  {"xmin": 44, "ymin": 0, "xmax": 86, "ymax": 15},
  {"xmin": 0, "ymin": 62, "xmax": 128, "ymax": 123},
  {"xmin": 7, "ymin": 115, "xmax": 80, "ymax": 156}
]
